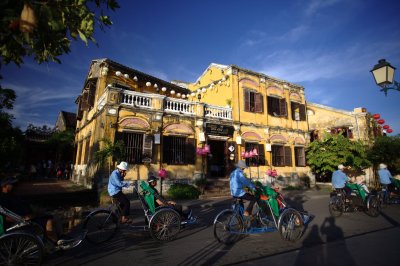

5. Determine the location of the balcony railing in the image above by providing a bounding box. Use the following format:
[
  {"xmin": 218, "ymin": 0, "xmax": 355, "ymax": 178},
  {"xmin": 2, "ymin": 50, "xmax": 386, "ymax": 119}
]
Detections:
[
  {"xmin": 205, "ymin": 104, "xmax": 232, "ymax": 120},
  {"xmin": 121, "ymin": 91, "xmax": 152, "ymax": 109},
  {"xmin": 164, "ymin": 98, "xmax": 196, "ymax": 115},
  {"xmin": 115, "ymin": 89, "xmax": 231, "ymax": 120}
]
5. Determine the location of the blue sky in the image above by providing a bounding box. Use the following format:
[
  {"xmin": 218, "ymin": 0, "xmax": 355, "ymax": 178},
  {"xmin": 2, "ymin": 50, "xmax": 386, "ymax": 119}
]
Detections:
[{"xmin": 3, "ymin": 0, "xmax": 400, "ymax": 134}]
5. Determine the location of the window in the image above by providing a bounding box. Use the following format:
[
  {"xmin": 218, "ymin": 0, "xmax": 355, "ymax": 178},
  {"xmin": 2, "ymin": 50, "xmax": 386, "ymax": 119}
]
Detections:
[
  {"xmin": 272, "ymin": 145, "xmax": 292, "ymax": 166},
  {"xmin": 330, "ymin": 127, "xmax": 353, "ymax": 139},
  {"xmin": 290, "ymin": 102, "xmax": 306, "ymax": 121},
  {"xmin": 83, "ymin": 136, "xmax": 91, "ymax": 164},
  {"xmin": 163, "ymin": 136, "xmax": 195, "ymax": 165},
  {"xmin": 244, "ymin": 89, "xmax": 263, "ymax": 113},
  {"xmin": 244, "ymin": 142, "xmax": 267, "ymax": 166},
  {"xmin": 116, "ymin": 132, "xmax": 153, "ymax": 164},
  {"xmin": 295, "ymin": 147, "xmax": 306, "ymax": 166},
  {"xmin": 267, "ymin": 96, "xmax": 287, "ymax": 117}
]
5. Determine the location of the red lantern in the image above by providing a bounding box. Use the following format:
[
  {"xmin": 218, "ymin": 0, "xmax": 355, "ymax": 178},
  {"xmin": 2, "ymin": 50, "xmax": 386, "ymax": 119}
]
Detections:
[
  {"xmin": 383, "ymin": 125, "xmax": 390, "ymax": 129},
  {"xmin": 372, "ymin": 114, "xmax": 380, "ymax": 119},
  {"xmin": 387, "ymin": 129, "xmax": 393, "ymax": 133},
  {"xmin": 377, "ymin": 119, "xmax": 385, "ymax": 124}
]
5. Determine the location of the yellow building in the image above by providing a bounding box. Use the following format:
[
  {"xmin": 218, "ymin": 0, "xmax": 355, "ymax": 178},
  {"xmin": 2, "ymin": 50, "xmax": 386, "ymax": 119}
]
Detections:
[{"xmin": 73, "ymin": 59, "xmax": 378, "ymax": 191}]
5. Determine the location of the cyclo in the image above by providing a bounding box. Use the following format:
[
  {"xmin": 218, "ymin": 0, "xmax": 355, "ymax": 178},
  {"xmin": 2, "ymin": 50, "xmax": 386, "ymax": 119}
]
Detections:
[
  {"xmin": 83, "ymin": 181, "xmax": 197, "ymax": 244},
  {"xmin": 0, "ymin": 205, "xmax": 86, "ymax": 266},
  {"xmin": 329, "ymin": 182, "xmax": 380, "ymax": 217},
  {"xmin": 213, "ymin": 181, "xmax": 312, "ymax": 244},
  {"xmin": 378, "ymin": 178, "xmax": 400, "ymax": 207}
]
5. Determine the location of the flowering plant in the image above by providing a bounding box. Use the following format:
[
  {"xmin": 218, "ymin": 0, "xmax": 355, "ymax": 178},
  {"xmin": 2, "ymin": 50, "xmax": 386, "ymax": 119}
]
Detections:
[
  {"xmin": 196, "ymin": 145, "xmax": 211, "ymax": 155},
  {"xmin": 266, "ymin": 169, "xmax": 277, "ymax": 177},
  {"xmin": 158, "ymin": 168, "xmax": 168, "ymax": 179}
]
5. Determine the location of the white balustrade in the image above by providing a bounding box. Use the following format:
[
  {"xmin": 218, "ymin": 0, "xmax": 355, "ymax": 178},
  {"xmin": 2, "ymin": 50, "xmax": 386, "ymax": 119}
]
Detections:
[
  {"xmin": 165, "ymin": 98, "xmax": 195, "ymax": 115},
  {"xmin": 121, "ymin": 91, "xmax": 152, "ymax": 108},
  {"xmin": 205, "ymin": 104, "xmax": 232, "ymax": 120}
]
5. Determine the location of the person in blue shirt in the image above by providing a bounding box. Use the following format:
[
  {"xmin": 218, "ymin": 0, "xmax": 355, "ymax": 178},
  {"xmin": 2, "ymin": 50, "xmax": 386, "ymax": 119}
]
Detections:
[
  {"xmin": 332, "ymin": 164, "xmax": 351, "ymax": 196},
  {"xmin": 108, "ymin": 161, "xmax": 133, "ymax": 224},
  {"xmin": 230, "ymin": 160, "xmax": 256, "ymax": 217},
  {"xmin": 378, "ymin": 163, "xmax": 394, "ymax": 193}
]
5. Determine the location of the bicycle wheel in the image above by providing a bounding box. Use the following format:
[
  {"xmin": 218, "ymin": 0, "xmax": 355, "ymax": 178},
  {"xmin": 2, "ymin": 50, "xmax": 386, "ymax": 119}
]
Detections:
[
  {"xmin": 149, "ymin": 209, "xmax": 181, "ymax": 242},
  {"xmin": 378, "ymin": 190, "xmax": 389, "ymax": 209},
  {"xmin": 0, "ymin": 232, "xmax": 44, "ymax": 266},
  {"xmin": 83, "ymin": 210, "xmax": 119, "ymax": 244},
  {"xmin": 213, "ymin": 209, "xmax": 244, "ymax": 244},
  {"xmin": 256, "ymin": 203, "xmax": 273, "ymax": 227},
  {"xmin": 329, "ymin": 196, "xmax": 344, "ymax": 217},
  {"xmin": 278, "ymin": 208, "xmax": 304, "ymax": 242},
  {"xmin": 365, "ymin": 196, "xmax": 380, "ymax": 217}
]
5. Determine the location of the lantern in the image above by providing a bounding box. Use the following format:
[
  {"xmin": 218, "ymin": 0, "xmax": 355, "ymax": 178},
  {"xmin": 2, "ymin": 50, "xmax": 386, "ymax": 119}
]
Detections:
[
  {"xmin": 383, "ymin": 125, "xmax": 390, "ymax": 129},
  {"xmin": 387, "ymin": 129, "xmax": 393, "ymax": 133},
  {"xmin": 249, "ymin": 151, "xmax": 254, "ymax": 157},
  {"xmin": 377, "ymin": 119, "xmax": 385, "ymax": 124},
  {"xmin": 241, "ymin": 151, "xmax": 246, "ymax": 158},
  {"xmin": 20, "ymin": 3, "xmax": 37, "ymax": 33},
  {"xmin": 244, "ymin": 152, "xmax": 250, "ymax": 158},
  {"xmin": 252, "ymin": 148, "xmax": 258, "ymax": 156},
  {"xmin": 372, "ymin": 114, "xmax": 380, "ymax": 119}
]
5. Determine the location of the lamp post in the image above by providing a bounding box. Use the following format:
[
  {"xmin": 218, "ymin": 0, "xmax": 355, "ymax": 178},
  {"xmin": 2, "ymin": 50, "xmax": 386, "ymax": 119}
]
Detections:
[{"xmin": 370, "ymin": 59, "xmax": 400, "ymax": 96}]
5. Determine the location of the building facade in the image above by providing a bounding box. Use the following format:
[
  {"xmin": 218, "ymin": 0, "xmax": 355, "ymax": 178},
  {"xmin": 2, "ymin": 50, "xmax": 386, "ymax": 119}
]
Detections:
[{"xmin": 72, "ymin": 59, "xmax": 375, "ymax": 190}]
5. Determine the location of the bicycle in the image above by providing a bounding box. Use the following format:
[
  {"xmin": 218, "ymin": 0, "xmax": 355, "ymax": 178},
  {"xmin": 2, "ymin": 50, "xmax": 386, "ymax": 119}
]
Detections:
[
  {"xmin": 83, "ymin": 181, "xmax": 197, "ymax": 244},
  {"xmin": 0, "ymin": 205, "xmax": 86, "ymax": 266},
  {"xmin": 213, "ymin": 183, "xmax": 312, "ymax": 244}
]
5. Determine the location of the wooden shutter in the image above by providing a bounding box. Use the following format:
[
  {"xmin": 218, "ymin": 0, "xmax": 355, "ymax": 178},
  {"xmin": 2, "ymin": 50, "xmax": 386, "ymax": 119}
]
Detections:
[
  {"xmin": 291, "ymin": 102, "xmax": 297, "ymax": 120},
  {"xmin": 267, "ymin": 96, "xmax": 274, "ymax": 115},
  {"xmin": 244, "ymin": 89, "xmax": 250, "ymax": 112},
  {"xmin": 88, "ymin": 83, "xmax": 96, "ymax": 107},
  {"xmin": 255, "ymin": 93, "xmax": 263, "ymax": 113},
  {"xmin": 284, "ymin": 146, "xmax": 292, "ymax": 166},
  {"xmin": 299, "ymin": 104, "xmax": 306, "ymax": 121},
  {"xmin": 258, "ymin": 144, "xmax": 267, "ymax": 165},
  {"xmin": 279, "ymin": 98, "xmax": 287, "ymax": 117},
  {"xmin": 185, "ymin": 138, "xmax": 196, "ymax": 164},
  {"xmin": 142, "ymin": 134, "xmax": 153, "ymax": 162},
  {"xmin": 76, "ymin": 100, "xmax": 83, "ymax": 120}
]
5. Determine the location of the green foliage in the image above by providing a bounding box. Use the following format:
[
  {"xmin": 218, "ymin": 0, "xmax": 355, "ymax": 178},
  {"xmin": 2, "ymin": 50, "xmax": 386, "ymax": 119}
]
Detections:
[
  {"xmin": 94, "ymin": 138, "xmax": 125, "ymax": 167},
  {"xmin": 0, "ymin": 0, "xmax": 120, "ymax": 65},
  {"xmin": 194, "ymin": 177, "xmax": 207, "ymax": 187},
  {"xmin": 46, "ymin": 129, "xmax": 75, "ymax": 163},
  {"xmin": 367, "ymin": 136, "xmax": 400, "ymax": 174},
  {"xmin": 167, "ymin": 183, "xmax": 200, "ymax": 200},
  {"xmin": 306, "ymin": 133, "xmax": 371, "ymax": 177},
  {"xmin": 0, "ymin": 84, "xmax": 23, "ymax": 175}
]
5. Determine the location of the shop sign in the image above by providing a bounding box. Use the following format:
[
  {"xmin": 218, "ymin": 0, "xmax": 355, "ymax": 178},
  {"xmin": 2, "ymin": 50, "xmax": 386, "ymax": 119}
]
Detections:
[{"xmin": 205, "ymin": 123, "xmax": 234, "ymax": 137}]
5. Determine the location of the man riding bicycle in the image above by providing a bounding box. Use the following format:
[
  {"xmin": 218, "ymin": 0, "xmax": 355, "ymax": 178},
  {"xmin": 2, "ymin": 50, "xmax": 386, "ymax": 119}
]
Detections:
[
  {"xmin": 229, "ymin": 160, "xmax": 256, "ymax": 218},
  {"xmin": 107, "ymin": 161, "xmax": 133, "ymax": 224},
  {"xmin": 378, "ymin": 163, "xmax": 395, "ymax": 195},
  {"xmin": 332, "ymin": 164, "xmax": 352, "ymax": 198}
]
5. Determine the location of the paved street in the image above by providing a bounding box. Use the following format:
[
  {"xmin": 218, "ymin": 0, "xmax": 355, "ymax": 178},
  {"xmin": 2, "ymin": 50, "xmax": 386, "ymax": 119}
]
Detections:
[{"xmin": 44, "ymin": 190, "xmax": 400, "ymax": 266}]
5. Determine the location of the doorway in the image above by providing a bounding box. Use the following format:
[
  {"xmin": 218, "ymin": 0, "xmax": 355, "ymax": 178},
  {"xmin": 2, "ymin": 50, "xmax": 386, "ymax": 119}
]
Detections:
[{"xmin": 207, "ymin": 140, "xmax": 227, "ymax": 178}]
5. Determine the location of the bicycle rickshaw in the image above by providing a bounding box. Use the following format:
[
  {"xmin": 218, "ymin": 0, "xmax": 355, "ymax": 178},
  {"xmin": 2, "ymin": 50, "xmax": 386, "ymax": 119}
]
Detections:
[
  {"xmin": 213, "ymin": 182, "xmax": 313, "ymax": 244},
  {"xmin": 0, "ymin": 205, "xmax": 86, "ymax": 266},
  {"xmin": 83, "ymin": 181, "xmax": 197, "ymax": 244}
]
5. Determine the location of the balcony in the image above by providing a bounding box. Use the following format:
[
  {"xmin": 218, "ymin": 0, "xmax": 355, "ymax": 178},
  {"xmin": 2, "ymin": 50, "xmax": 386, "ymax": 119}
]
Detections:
[
  {"xmin": 100, "ymin": 87, "xmax": 232, "ymax": 121},
  {"xmin": 205, "ymin": 104, "xmax": 232, "ymax": 120}
]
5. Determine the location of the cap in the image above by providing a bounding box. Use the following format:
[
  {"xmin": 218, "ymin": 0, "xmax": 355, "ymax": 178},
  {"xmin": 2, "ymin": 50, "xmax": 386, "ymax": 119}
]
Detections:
[
  {"xmin": 236, "ymin": 160, "xmax": 248, "ymax": 169},
  {"xmin": 0, "ymin": 177, "xmax": 18, "ymax": 187},
  {"xmin": 148, "ymin": 175, "xmax": 158, "ymax": 183},
  {"xmin": 338, "ymin": 164, "xmax": 345, "ymax": 170},
  {"xmin": 117, "ymin": 161, "xmax": 128, "ymax": 171},
  {"xmin": 379, "ymin": 163, "xmax": 387, "ymax": 169}
]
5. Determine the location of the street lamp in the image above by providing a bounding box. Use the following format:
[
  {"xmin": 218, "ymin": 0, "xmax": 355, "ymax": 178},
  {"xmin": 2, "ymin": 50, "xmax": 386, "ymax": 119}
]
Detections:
[{"xmin": 370, "ymin": 59, "xmax": 400, "ymax": 96}]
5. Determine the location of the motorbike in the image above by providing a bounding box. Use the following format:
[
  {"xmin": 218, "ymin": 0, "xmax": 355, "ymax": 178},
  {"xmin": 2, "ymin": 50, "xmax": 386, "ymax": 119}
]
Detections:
[{"xmin": 329, "ymin": 182, "xmax": 380, "ymax": 217}]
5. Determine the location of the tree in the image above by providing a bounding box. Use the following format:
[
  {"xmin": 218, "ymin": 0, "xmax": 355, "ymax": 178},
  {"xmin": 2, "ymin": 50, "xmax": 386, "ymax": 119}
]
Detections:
[
  {"xmin": 306, "ymin": 133, "xmax": 371, "ymax": 180},
  {"xmin": 0, "ymin": 82, "xmax": 24, "ymax": 175},
  {"xmin": 367, "ymin": 136, "xmax": 400, "ymax": 174},
  {"xmin": 94, "ymin": 138, "xmax": 125, "ymax": 175},
  {"xmin": 46, "ymin": 129, "xmax": 75, "ymax": 164},
  {"xmin": 0, "ymin": 0, "xmax": 120, "ymax": 66}
]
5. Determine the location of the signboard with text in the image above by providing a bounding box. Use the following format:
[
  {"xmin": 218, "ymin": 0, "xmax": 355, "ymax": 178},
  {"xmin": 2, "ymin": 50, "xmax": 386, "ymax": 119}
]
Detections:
[{"xmin": 205, "ymin": 123, "xmax": 234, "ymax": 137}]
